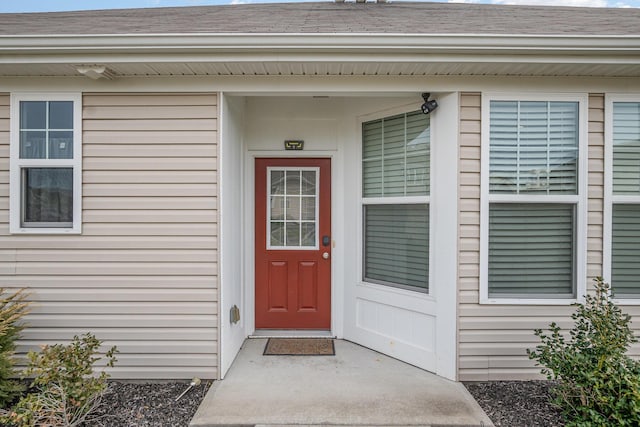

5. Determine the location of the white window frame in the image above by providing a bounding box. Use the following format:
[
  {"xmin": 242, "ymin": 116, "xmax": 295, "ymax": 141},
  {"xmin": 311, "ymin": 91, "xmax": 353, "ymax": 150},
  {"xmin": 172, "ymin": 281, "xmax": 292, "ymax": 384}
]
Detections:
[
  {"xmin": 9, "ymin": 93, "xmax": 82, "ymax": 234},
  {"xmin": 604, "ymin": 93, "xmax": 640, "ymax": 305},
  {"xmin": 359, "ymin": 105, "xmax": 433, "ymax": 295},
  {"xmin": 480, "ymin": 93, "xmax": 588, "ymax": 305}
]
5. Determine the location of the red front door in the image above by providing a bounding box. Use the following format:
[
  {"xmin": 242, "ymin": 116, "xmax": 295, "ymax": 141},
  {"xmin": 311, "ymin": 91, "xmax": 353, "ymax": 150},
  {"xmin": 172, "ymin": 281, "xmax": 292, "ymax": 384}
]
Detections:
[{"xmin": 255, "ymin": 158, "xmax": 331, "ymax": 329}]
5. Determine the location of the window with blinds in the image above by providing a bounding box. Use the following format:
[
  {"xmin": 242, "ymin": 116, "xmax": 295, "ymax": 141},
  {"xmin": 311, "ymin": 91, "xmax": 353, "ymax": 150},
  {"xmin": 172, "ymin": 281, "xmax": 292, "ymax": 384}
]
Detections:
[
  {"xmin": 611, "ymin": 101, "xmax": 640, "ymax": 297},
  {"xmin": 487, "ymin": 99, "xmax": 581, "ymax": 299},
  {"xmin": 363, "ymin": 111, "xmax": 430, "ymax": 198},
  {"xmin": 362, "ymin": 110, "xmax": 430, "ymax": 293},
  {"xmin": 613, "ymin": 102, "xmax": 640, "ymax": 195},
  {"xmin": 364, "ymin": 204, "xmax": 429, "ymax": 290},
  {"xmin": 489, "ymin": 204, "xmax": 575, "ymax": 297},
  {"xmin": 612, "ymin": 205, "xmax": 640, "ymax": 296},
  {"xmin": 489, "ymin": 101, "xmax": 578, "ymax": 195}
]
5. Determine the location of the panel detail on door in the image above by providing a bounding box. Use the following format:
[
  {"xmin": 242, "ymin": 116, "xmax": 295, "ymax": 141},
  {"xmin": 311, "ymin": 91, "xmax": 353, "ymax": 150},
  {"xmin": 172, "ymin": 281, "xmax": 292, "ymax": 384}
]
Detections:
[
  {"xmin": 268, "ymin": 261, "xmax": 288, "ymax": 311},
  {"xmin": 298, "ymin": 261, "xmax": 318, "ymax": 311},
  {"xmin": 255, "ymin": 158, "xmax": 331, "ymax": 329}
]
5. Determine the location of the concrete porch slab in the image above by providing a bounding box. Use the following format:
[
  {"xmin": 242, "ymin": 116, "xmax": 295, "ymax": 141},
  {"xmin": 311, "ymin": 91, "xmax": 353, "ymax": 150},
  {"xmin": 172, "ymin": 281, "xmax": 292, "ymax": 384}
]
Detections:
[{"xmin": 190, "ymin": 339, "xmax": 493, "ymax": 427}]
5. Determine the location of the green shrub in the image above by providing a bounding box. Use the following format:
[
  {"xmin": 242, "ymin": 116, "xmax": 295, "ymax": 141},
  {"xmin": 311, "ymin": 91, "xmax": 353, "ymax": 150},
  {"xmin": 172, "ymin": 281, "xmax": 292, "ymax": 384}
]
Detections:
[
  {"xmin": 527, "ymin": 278, "xmax": 640, "ymax": 426},
  {"xmin": 0, "ymin": 288, "xmax": 29, "ymax": 407},
  {"xmin": 5, "ymin": 333, "xmax": 117, "ymax": 427}
]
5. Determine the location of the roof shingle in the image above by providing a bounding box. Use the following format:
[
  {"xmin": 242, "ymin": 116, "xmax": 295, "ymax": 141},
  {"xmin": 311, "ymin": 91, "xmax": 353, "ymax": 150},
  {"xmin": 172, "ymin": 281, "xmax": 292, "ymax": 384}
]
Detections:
[{"xmin": 0, "ymin": 2, "xmax": 638, "ymax": 36}]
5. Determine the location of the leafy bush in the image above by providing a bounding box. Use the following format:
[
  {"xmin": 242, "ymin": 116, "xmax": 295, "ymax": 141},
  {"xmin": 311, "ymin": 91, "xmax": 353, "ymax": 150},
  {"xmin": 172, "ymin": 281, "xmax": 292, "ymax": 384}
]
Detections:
[
  {"xmin": 0, "ymin": 288, "xmax": 29, "ymax": 407},
  {"xmin": 527, "ymin": 278, "xmax": 640, "ymax": 426},
  {"xmin": 4, "ymin": 333, "xmax": 117, "ymax": 427}
]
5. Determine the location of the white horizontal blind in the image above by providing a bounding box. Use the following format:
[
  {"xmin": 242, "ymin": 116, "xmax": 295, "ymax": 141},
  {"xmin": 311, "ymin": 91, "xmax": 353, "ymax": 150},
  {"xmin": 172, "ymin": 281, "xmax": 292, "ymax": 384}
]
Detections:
[
  {"xmin": 612, "ymin": 102, "xmax": 640, "ymax": 195},
  {"xmin": 611, "ymin": 101, "xmax": 640, "ymax": 297},
  {"xmin": 362, "ymin": 111, "xmax": 429, "ymax": 198},
  {"xmin": 362, "ymin": 110, "xmax": 430, "ymax": 293},
  {"xmin": 364, "ymin": 204, "xmax": 428, "ymax": 291},
  {"xmin": 488, "ymin": 203, "xmax": 575, "ymax": 297},
  {"xmin": 490, "ymin": 101, "xmax": 578, "ymax": 195},
  {"xmin": 611, "ymin": 204, "xmax": 640, "ymax": 296}
]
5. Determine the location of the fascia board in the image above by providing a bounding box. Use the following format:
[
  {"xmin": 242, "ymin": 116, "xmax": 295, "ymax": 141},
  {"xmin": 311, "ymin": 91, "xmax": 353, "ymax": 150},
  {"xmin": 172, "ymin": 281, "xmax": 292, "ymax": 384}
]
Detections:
[
  {"xmin": 0, "ymin": 33, "xmax": 640, "ymax": 56},
  {"xmin": 1, "ymin": 52, "xmax": 640, "ymax": 67},
  {"xmin": 0, "ymin": 34, "xmax": 639, "ymax": 71}
]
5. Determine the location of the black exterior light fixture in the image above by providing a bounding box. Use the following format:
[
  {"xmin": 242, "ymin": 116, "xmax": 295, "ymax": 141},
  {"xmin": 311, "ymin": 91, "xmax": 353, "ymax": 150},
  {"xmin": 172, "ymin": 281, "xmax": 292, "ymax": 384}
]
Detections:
[{"xmin": 421, "ymin": 92, "xmax": 438, "ymax": 115}]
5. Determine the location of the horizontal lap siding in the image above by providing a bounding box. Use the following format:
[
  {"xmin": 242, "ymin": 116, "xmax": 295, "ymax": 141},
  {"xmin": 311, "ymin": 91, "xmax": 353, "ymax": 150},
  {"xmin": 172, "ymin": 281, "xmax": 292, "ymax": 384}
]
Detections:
[
  {"xmin": 457, "ymin": 93, "xmax": 640, "ymax": 380},
  {"xmin": 457, "ymin": 93, "xmax": 607, "ymax": 381},
  {"xmin": 588, "ymin": 95, "xmax": 605, "ymax": 290},
  {"xmin": 0, "ymin": 93, "xmax": 219, "ymax": 379}
]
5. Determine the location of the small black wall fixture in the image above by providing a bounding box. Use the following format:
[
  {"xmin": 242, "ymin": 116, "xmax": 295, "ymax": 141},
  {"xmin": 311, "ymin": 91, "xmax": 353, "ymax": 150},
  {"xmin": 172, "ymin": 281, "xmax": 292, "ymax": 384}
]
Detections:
[{"xmin": 421, "ymin": 92, "xmax": 438, "ymax": 115}]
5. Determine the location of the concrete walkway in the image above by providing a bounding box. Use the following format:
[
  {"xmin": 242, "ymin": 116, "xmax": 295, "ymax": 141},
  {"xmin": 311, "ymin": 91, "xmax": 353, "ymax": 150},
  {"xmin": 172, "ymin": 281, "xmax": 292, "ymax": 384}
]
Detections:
[{"xmin": 190, "ymin": 339, "xmax": 493, "ymax": 427}]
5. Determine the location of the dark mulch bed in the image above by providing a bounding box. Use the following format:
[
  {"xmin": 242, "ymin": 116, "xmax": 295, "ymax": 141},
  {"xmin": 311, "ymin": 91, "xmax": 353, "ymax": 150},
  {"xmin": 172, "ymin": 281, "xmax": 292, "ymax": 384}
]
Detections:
[
  {"xmin": 465, "ymin": 381, "xmax": 564, "ymax": 427},
  {"xmin": 1, "ymin": 381, "xmax": 211, "ymax": 427},
  {"xmin": 91, "ymin": 381, "xmax": 212, "ymax": 427}
]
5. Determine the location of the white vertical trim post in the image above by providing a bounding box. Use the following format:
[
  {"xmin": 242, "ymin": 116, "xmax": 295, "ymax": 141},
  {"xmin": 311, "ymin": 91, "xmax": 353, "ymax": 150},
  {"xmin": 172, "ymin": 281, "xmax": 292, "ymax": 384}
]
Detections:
[
  {"xmin": 431, "ymin": 92, "xmax": 459, "ymax": 380},
  {"xmin": 218, "ymin": 92, "xmax": 226, "ymax": 380}
]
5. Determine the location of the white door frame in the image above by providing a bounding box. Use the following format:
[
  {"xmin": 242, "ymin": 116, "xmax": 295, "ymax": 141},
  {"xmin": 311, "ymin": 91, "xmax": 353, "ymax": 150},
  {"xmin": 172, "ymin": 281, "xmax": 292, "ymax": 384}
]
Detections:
[{"xmin": 243, "ymin": 150, "xmax": 343, "ymax": 338}]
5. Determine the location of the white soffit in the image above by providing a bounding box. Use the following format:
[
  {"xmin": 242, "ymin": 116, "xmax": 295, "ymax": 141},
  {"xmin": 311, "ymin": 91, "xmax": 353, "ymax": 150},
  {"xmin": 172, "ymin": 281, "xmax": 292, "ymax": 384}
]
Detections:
[{"xmin": 0, "ymin": 62, "xmax": 640, "ymax": 78}]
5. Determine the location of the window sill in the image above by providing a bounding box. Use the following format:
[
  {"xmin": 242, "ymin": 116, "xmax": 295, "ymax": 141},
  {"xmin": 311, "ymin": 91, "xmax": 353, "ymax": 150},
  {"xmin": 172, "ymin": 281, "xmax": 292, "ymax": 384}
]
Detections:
[
  {"xmin": 613, "ymin": 298, "xmax": 640, "ymax": 306},
  {"xmin": 358, "ymin": 281, "xmax": 434, "ymax": 301},
  {"xmin": 10, "ymin": 227, "xmax": 81, "ymax": 235},
  {"xmin": 480, "ymin": 297, "xmax": 582, "ymax": 305}
]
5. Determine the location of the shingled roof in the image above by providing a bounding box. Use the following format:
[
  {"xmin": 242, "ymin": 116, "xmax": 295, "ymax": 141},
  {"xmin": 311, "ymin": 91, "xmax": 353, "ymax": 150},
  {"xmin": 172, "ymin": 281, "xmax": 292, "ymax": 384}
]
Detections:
[
  {"xmin": 1, "ymin": 1, "xmax": 639, "ymax": 36},
  {"xmin": 0, "ymin": 1, "xmax": 639, "ymax": 78}
]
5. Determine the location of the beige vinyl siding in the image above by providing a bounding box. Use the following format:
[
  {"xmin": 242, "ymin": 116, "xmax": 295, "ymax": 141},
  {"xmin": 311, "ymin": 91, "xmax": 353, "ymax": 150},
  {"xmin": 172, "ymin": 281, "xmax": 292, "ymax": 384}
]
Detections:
[
  {"xmin": 457, "ymin": 93, "xmax": 612, "ymax": 381},
  {"xmin": 588, "ymin": 95, "xmax": 605, "ymax": 286},
  {"xmin": 0, "ymin": 95, "xmax": 8, "ymax": 232},
  {"xmin": 0, "ymin": 93, "xmax": 218, "ymax": 380}
]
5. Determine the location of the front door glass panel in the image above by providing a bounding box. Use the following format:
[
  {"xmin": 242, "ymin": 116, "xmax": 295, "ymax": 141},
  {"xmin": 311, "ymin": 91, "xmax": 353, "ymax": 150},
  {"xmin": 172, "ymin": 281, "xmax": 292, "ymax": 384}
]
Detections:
[{"xmin": 268, "ymin": 167, "xmax": 319, "ymax": 249}]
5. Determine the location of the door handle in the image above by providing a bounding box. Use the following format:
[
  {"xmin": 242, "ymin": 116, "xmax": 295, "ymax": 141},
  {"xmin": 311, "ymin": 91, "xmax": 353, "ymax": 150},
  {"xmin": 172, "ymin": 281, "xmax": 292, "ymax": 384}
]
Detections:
[{"xmin": 322, "ymin": 252, "xmax": 330, "ymax": 260}]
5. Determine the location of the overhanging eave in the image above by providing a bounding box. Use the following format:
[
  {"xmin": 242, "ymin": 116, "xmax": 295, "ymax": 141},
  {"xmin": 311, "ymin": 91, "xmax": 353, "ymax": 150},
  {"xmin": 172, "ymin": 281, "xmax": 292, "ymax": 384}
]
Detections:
[{"xmin": 0, "ymin": 33, "xmax": 639, "ymax": 78}]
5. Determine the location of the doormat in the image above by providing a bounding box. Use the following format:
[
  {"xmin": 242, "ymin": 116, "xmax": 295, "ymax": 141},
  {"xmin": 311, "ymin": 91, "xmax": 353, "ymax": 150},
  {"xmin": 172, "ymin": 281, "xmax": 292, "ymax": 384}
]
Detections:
[{"xmin": 263, "ymin": 338, "xmax": 335, "ymax": 356}]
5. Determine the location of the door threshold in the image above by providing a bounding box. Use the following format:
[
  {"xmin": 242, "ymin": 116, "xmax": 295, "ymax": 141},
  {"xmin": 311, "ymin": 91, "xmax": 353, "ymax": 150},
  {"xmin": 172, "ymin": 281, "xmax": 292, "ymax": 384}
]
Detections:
[{"xmin": 250, "ymin": 330, "xmax": 335, "ymax": 338}]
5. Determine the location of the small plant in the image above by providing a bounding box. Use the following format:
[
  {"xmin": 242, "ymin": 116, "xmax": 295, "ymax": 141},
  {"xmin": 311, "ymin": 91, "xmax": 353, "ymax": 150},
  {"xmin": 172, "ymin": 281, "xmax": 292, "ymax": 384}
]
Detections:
[
  {"xmin": 528, "ymin": 278, "xmax": 640, "ymax": 426},
  {"xmin": 0, "ymin": 288, "xmax": 30, "ymax": 407},
  {"xmin": 5, "ymin": 333, "xmax": 117, "ymax": 427}
]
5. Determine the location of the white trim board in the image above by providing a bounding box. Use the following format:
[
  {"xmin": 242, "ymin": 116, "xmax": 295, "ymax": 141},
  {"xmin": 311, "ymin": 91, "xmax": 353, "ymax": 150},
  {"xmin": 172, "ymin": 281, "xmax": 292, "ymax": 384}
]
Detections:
[
  {"xmin": 2, "ymin": 76, "xmax": 640, "ymax": 95},
  {"xmin": 249, "ymin": 330, "xmax": 335, "ymax": 338}
]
